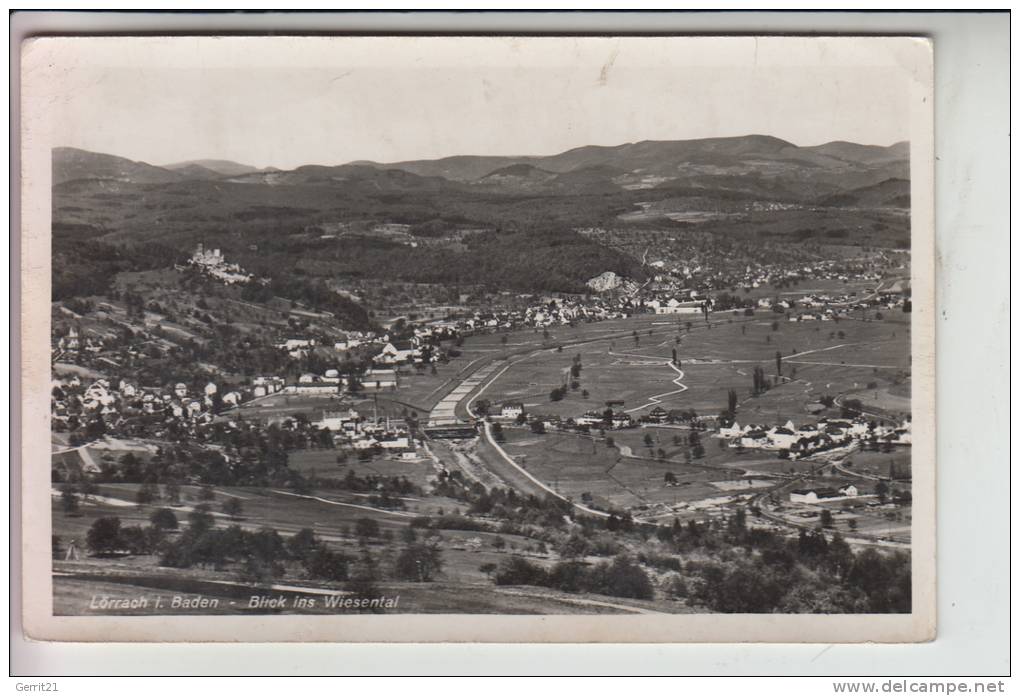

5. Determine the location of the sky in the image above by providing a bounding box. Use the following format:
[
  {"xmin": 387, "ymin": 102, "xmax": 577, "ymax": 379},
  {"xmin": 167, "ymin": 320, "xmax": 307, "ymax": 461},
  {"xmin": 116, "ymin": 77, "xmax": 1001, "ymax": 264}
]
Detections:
[{"xmin": 25, "ymin": 36, "xmax": 925, "ymax": 170}]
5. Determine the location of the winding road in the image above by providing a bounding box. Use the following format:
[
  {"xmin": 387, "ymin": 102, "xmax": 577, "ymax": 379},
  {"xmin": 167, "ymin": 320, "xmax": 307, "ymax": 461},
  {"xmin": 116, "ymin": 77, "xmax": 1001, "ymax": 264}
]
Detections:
[{"xmin": 604, "ymin": 350, "xmax": 687, "ymax": 414}]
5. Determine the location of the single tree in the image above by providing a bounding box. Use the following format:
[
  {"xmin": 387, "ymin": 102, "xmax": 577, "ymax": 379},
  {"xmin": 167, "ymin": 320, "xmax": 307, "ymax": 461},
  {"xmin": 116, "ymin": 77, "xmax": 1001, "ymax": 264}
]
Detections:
[
  {"xmin": 60, "ymin": 485, "xmax": 80, "ymax": 516},
  {"xmin": 222, "ymin": 497, "xmax": 244, "ymax": 520},
  {"xmin": 149, "ymin": 507, "xmax": 179, "ymax": 531},
  {"xmin": 86, "ymin": 516, "xmax": 123, "ymax": 556},
  {"xmin": 355, "ymin": 517, "xmax": 380, "ymax": 539},
  {"xmin": 393, "ymin": 542, "xmax": 444, "ymax": 582}
]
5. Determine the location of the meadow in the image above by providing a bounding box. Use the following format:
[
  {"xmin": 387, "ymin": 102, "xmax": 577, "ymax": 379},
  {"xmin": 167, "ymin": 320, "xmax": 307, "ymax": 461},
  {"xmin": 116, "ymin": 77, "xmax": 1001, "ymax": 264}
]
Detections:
[
  {"xmin": 51, "ymin": 481, "xmax": 692, "ymax": 616},
  {"xmin": 478, "ymin": 312, "xmax": 910, "ymax": 425}
]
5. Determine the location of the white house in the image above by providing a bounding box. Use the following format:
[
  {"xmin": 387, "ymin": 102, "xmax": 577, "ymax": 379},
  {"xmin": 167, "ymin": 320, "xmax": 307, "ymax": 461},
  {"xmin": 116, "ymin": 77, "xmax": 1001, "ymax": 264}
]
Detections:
[
  {"xmin": 654, "ymin": 298, "xmax": 704, "ymax": 315},
  {"xmin": 252, "ymin": 376, "xmax": 284, "ymax": 397},
  {"xmin": 378, "ymin": 434, "xmax": 411, "ymax": 450},
  {"xmin": 766, "ymin": 426, "xmax": 799, "ymax": 450},
  {"xmin": 739, "ymin": 430, "xmax": 769, "ymax": 449},
  {"xmin": 575, "ymin": 413, "xmax": 604, "ymax": 427},
  {"xmin": 790, "ymin": 487, "xmax": 847, "ymax": 504},
  {"xmin": 500, "ymin": 402, "xmax": 524, "ymax": 420},
  {"xmin": 718, "ymin": 421, "xmax": 746, "ymax": 439},
  {"xmin": 279, "ymin": 338, "xmax": 316, "ymax": 351},
  {"xmin": 289, "ymin": 382, "xmax": 339, "ymax": 396},
  {"xmin": 374, "ymin": 343, "xmax": 413, "ymax": 366},
  {"xmin": 316, "ymin": 409, "xmax": 361, "ymax": 432}
]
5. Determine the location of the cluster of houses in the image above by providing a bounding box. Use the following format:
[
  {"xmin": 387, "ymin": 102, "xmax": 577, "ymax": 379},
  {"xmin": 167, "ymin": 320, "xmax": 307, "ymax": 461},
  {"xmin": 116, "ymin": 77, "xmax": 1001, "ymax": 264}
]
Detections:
[
  {"xmin": 273, "ymin": 296, "xmax": 635, "ymax": 375},
  {"xmin": 312, "ymin": 409, "xmax": 418, "ymax": 458},
  {"xmin": 637, "ymin": 406, "xmax": 701, "ymax": 425},
  {"xmin": 573, "ymin": 409, "xmax": 636, "ymax": 430},
  {"xmin": 434, "ymin": 298, "xmax": 630, "ymax": 335},
  {"xmin": 645, "ymin": 296, "xmax": 709, "ymax": 315},
  {"xmin": 519, "ymin": 298, "xmax": 629, "ymax": 327},
  {"xmin": 182, "ymin": 244, "xmax": 254, "ymax": 285},
  {"xmin": 51, "ymin": 374, "xmax": 239, "ymax": 432},
  {"xmin": 276, "ymin": 332, "xmax": 427, "ymax": 365},
  {"xmin": 285, "ymin": 368, "xmax": 398, "ymax": 394},
  {"xmin": 485, "ymin": 401, "xmax": 637, "ymax": 432},
  {"xmin": 789, "ymin": 484, "xmax": 860, "ymax": 504},
  {"xmin": 717, "ymin": 417, "xmax": 912, "ymax": 458},
  {"xmin": 51, "ymin": 371, "xmax": 422, "ymax": 461},
  {"xmin": 53, "ymin": 326, "xmax": 104, "ymax": 357},
  {"xmin": 637, "ymin": 254, "xmax": 894, "ymax": 304}
]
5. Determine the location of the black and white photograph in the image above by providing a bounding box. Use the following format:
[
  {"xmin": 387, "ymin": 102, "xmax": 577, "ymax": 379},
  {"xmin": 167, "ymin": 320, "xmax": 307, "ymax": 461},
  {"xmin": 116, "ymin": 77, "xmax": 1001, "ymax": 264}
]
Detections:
[{"xmin": 19, "ymin": 34, "xmax": 936, "ymax": 643}]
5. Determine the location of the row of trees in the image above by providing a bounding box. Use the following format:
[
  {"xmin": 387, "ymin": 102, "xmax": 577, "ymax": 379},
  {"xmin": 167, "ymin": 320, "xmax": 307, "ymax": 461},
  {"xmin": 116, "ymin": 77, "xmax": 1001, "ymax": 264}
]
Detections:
[
  {"xmin": 645, "ymin": 511, "xmax": 911, "ymax": 613},
  {"xmin": 491, "ymin": 554, "xmax": 654, "ymax": 600},
  {"xmin": 81, "ymin": 508, "xmax": 446, "ymax": 593}
]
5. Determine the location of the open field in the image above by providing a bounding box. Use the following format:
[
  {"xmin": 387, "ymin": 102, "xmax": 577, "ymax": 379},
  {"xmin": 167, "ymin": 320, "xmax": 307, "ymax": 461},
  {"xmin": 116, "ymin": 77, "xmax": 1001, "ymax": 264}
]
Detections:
[
  {"xmin": 496, "ymin": 428, "xmax": 776, "ymax": 516},
  {"xmin": 417, "ymin": 312, "xmax": 913, "ymax": 527},
  {"xmin": 841, "ymin": 447, "xmax": 913, "ymax": 481},
  {"xmin": 51, "ymin": 483, "xmax": 697, "ymax": 615},
  {"xmin": 478, "ymin": 314, "xmax": 909, "ymax": 425},
  {"xmin": 769, "ymin": 495, "xmax": 912, "ymax": 544}
]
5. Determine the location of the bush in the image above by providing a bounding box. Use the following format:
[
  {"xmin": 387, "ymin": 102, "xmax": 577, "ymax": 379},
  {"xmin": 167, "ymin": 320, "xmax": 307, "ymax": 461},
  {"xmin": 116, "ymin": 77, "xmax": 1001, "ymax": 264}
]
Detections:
[
  {"xmin": 586, "ymin": 555, "xmax": 655, "ymax": 600},
  {"xmin": 222, "ymin": 497, "xmax": 244, "ymax": 519},
  {"xmin": 548, "ymin": 561, "xmax": 588, "ymax": 593},
  {"xmin": 493, "ymin": 556, "xmax": 548, "ymax": 586},
  {"xmin": 392, "ymin": 542, "xmax": 444, "ymax": 582},
  {"xmin": 149, "ymin": 507, "xmax": 179, "ymax": 531},
  {"xmin": 355, "ymin": 517, "xmax": 380, "ymax": 539},
  {"xmin": 492, "ymin": 553, "xmax": 654, "ymax": 601},
  {"xmin": 60, "ymin": 486, "xmax": 80, "ymax": 516},
  {"xmin": 86, "ymin": 516, "xmax": 123, "ymax": 555},
  {"xmin": 287, "ymin": 528, "xmax": 320, "ymax": 561},
  {"xmin": 119, "ymin": 525, "xmax": 162, "ymax": 555},
  {"xmin": 305, "ymin": 546, "xmax": 349, "ymax": 582}
]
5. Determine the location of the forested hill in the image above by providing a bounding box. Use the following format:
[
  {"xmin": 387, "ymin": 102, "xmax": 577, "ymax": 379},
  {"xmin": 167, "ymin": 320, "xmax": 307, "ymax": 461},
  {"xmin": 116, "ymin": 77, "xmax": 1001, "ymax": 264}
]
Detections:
[{"xmin": 51, "ymin": 135, "xmax": 909, "ymax": 301}]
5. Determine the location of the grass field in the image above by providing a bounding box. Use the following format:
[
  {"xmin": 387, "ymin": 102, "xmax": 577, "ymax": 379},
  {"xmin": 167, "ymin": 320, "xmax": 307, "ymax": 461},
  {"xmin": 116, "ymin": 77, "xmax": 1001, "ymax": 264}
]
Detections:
[
  {"xmin": 450, "ymin": 312, "xmax": 911, "ymax": 523},
  {"xmin": 476, "ymin": 314, "xmax": 910, "ymax": 424},
  {"xmin": 52, "ymin": 311, "xmax": 914, "ymax": 615},
  {"xmin": 496, "ymin": 428, "xmax": 778, "ymax": 518},
  {"xmin": 287, "ymin": 448, "xmax": 438, "ymax": 489},
  {"xmin": 51, "ymin": 480, "xmax": 699, "ymax": 615}
]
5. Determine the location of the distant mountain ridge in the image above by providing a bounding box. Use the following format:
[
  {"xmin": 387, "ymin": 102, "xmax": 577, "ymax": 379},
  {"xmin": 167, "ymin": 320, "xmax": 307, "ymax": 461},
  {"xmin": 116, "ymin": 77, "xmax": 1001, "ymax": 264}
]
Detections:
[
  {"xmin": 164, "ymin": 159, "xmax": 261, "ymax": 177},
  {"xmin": 52, "ymin": 147, "xmax": 184, "ymax": 185},
  {"xmin": 53, "ymin": 148, "xmax": 272, "ymax": 185},
  {"xmin": 54, "ymin": 135, "xmax": 908, "ymax": 191},
  {"xmin": 50, "ymin": 134, "xmax": 910, "ymax": 300},
  {"xmin": 355, "ymin": 135, "xmax": 908, "ymax": 182}
]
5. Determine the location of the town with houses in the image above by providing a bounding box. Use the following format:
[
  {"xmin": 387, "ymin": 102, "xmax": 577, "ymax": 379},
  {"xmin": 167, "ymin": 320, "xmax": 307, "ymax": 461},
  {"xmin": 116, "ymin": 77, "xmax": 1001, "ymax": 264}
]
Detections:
[
  {"xmin": 47, "ymin": 132, "xmax": 915, "ymax": 616},
  {"xmin": 52, "ymin": 239, "xmax": 911, "ymax": 507}
]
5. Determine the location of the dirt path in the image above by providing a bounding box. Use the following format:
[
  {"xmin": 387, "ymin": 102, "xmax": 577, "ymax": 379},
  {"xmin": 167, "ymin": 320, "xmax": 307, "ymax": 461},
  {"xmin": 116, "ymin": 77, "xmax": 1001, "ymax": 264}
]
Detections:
[
  {"xmin": 270, "ymin": 489, "xmax": 417, "ymax": 518},
  {"xmin": 493, "ymin": 587, "xmax": 663, "ymax": 614}
]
